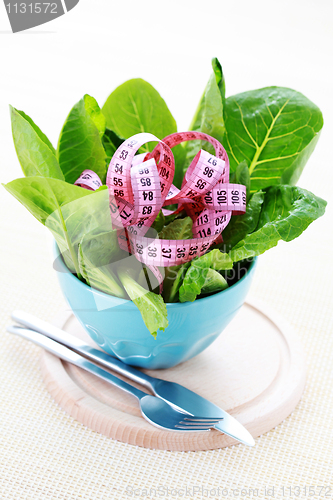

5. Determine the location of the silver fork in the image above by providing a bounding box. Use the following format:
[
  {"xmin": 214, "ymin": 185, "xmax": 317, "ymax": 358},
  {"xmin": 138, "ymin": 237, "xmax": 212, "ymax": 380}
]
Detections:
[{"xmin": 8, "ymin": 325, "xmax": 223, "ymax": 432}]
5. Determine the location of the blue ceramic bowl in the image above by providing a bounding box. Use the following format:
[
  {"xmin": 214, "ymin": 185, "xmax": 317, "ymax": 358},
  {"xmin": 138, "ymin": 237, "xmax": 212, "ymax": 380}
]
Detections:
[{"xmin": 53, "ymin": 242, "xmax": 257, "ymax": 369}]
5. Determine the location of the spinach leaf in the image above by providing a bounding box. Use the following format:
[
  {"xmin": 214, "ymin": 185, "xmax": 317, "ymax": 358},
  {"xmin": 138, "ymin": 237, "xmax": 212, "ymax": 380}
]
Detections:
[
  {"xmin": 3, "ymin": 176, "xmax": 93, "ymax": 277},
  {"xmin": 229, "ymin": 160, "xmax": 251, "ymax": 201},
  {"xmin": 57, "ymin": 95, "xmax": 107, "ymax": 184},
  {"xmin": 172, "ymin": 143, "xmax": 186, "ymax": 189},
  {"xmin": 163, "ymin": 208, "xmax": 187, "ymax": 226},
  {"xmin": 201, "ymin": 269, "xmax": 228, "ymax": 295},
  {"xmin": 158, "ymin": 216, "xmax": 193, "ymax": 240},
  {"xmin": 83, "ymin": 94, "xmax": 106, "ymax": 138},
  {"xmin": 78, "ymin": 238, "xmax": 126, "ymax": 299},
  {"xmin": 102, "ymin": 128, "xmax": 125, "ymax": 166},
  {"xmin": 102, "ymin": 79, "xmax": 177, "ymax": 152},
  {"xmin": 14, "ymin": 108, "xmax": 56, "ymax": 154},
  {"xmin": 46, "ymin": 187, "xmax": 116, "ymax": 273},
  {"xmin": 3, "ymin": 178, "xmax": 119, "ymax": 279},
  {"xmin": 184, "ymin": 57, "xmax": 225, "ymax": 174},
  {"xmin": 162, "ymin": 263, "xmax": 190, "ymax": 303},
  {"xmin": 179, "ymin": 250, "xmax": 233, "ymax": 302},
  {"xmin": 223, "ymin": 87, "xmax": 323, "ymax": 191},
  {"xmin": 78, "ymin": 228, "xmax": 120, "ymax": 268},
  {"xmin": 229, "ymin": 185, "xmax": 327, "ymax": 262},
  {"xmin": 117, "ymin": 267, "xmax": 168, "ymax": 338},
  {"xmin": 151, "ymin": 210, "xmax": 165, "ymax": 233},
  {"xmin": 101, "ymin": 79, "xmax": 187, "ymax": 187},
  {"xmin": 10, "ymin": 106, "xmax": 64, "ymax": 180},
  {"xmin": 221, "ymin": 190, "xmax": 265, "ymax": 251}
]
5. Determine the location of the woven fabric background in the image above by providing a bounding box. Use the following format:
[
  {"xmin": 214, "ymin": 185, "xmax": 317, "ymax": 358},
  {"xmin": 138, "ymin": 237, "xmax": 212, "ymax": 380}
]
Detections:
[{"xmin": 1, "ymin": 1, "xmax": 332, "ymax": 498}]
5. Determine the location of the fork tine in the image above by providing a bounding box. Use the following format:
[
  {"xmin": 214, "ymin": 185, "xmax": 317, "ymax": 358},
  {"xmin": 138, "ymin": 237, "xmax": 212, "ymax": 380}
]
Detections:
[
  {"xmin": 173, "ymin": 416, "xmax": 223, "ymax": 431},
  {"xmin": 181, "ymin": 417, "xmax": 223, "ymax": 423},
  {"xmin": 175, "ymin": 424, "xmax": 214, "ymax": 430},
  {"xmin": 167, "ymin": 416, "xmax": 224, "ymax": 432}
]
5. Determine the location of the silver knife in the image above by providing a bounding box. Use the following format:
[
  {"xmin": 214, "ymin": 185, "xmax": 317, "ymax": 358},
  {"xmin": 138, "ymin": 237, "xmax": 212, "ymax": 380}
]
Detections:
[{"xmin": 11, "ymin": 310, "xmax": 255, "ymax": 447}]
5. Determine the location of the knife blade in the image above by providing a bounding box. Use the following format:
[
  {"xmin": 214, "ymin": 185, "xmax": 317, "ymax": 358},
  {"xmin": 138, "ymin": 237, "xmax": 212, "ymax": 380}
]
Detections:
[{"xmin": 12, "ymin": 310, "xmax": 255, "ymax": 446}]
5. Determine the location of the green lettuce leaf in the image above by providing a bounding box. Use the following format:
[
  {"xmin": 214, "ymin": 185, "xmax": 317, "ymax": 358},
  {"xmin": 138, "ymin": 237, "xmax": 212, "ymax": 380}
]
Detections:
[
  {"xmin": 151, "ymin": 210, "xmax": 165, "ymax": 233},
  {"xmin": 102, "ymin": 78, "xmax": 186, "ymax": 185},
  {"xmin": 46, "ymin": 187, "xmax": 116, "ymax": 273},
  {"xmin": 77, "ymin": 227, "xmax": 120, "ymax": 268},
  {"xmin": 102, "ymin": 78, "xmax": 177, "ymax": 151},
  {"xmin": 229, "ymin": 185, "xmax": 327, "ymax": 262},
  {"xmin": 184, "ymin": 57, "xmax": 226, "ymax": 174},
  {"xmin": 158, "ymin": 216, "xmax": 193, "ymax": 240},
  {"xmin": 229, "ymin": 160, "xmax": 251, "ymax": 201},
  {"xmin": 117, "ymin": 268, "xmax": 168, "ymax": 338},
  {"xmin": 3, "ymin": 178, "xmax": 118, "ymax": 279},
  {"xmin": 3, "ymin": 176, "xmax": 93, "ymax": 276},
  {"xmin": 179, "ymin": 250, "xmax": 233, "ymax": 302},
  {"xmin": 201, "ymin": 268, "xmax": 228, "ymax": 295},
  {"xmin": 10, "ymin": 106, "xmax": 64, "ymax": 180},
  {"xmin": 172, "ymin": 143, "xmax": 186, "ymax": 189},
  {"xmin": 57, "ymin": 94, "xmax": 107, "ymax": 184},
  {"xmin": 78, "ymin": 238, "xmax": 126, "ymax": 299},
  {"xmin": 14, "ymin": 108, "xmax": 56, "ymax": 154},
  {"xmin": 223, "ymin": 87, "xmax": 323, "ymax": 192},
  {"xmin": 83, "ymin": 94, "xmax": 106, "ymax": 138},
  {"xmin": 102, "ymin": 128, "xmax": 125, "ymax": 166},
  {"xmin": 162, "ymin": 263, "xmax": 190, "ymax": 303},
  {"xmin": 221, "ymin": 191, "xmax": 265, "ymax": 251}
]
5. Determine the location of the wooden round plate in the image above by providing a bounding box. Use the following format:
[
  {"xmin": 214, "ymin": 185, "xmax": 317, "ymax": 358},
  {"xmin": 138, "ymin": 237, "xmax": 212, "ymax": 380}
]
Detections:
[{"xmin": 40, "ymin": 298, "xmax": 306, "ymax": 451}]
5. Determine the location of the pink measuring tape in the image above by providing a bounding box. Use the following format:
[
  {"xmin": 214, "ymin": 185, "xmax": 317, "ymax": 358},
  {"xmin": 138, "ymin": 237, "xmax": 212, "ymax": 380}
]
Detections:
[{"xmin": 75, "ymin": 131, "xmax": 246, "ymax": 278}]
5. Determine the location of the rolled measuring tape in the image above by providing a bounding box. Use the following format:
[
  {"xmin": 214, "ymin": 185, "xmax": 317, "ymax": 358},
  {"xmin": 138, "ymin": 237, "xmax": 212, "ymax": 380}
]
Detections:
[
  {"xmin": 74, "ymin": 169, "xmax": 103, "ymax": 190},
  {"xmin": 75, "ymin": 131, "xmax": 246, "ymax": 272}
]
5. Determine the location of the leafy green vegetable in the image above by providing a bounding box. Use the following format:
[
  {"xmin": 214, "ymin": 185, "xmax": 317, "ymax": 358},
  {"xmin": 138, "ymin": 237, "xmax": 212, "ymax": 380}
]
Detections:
[
  {"xmin": 57, "ymin": 94, "xmax": 107, "ymax": 184},
  {"xmin": 221, "ymin": 191, "xmax": 265, "ymax": 251},
  {"xmin": 117, "ymin": 268, "xmax": 168, "ymax": 338},
  {"xmin": 179, "ymin": 250, "xmax": 233, "ymax": 302},
  {"xmin": 102, "ymin": 79, "xmax": 177, "ymax": 151},
  {"xmin": 78, "ymin": 238, "xmax": 126, "ymax": 299},
  {"xmin": 3, "ymin": 176, "xmax": 93, "ymax": 276},
  {"xmin": 78, "ymin": 227, "xmax": 120, "ymax": 268},
  {"xmin": 229, "ymin": 185, "xmax": 327, "ymax": 262},
  {"xmin": 172, "ymin": 144, "xmax": 186, "ymax": 189},
  {"xmin": 158, "ymin": 216, "xmax": 193, "ymax": 240},
  {"xmin": 83, "ymin": 94, "xmax": 106, "ymax": 138},
  {"xmin": 229, "ymin": 160, "xmax": 251, "ymax": 201},
  {"xmin": 101, "ymin": 78, "xmax": 186, "ymax": 186},
  {"xmin": 3, "ymin": 176, "xmax": 91, "ymax": 224},
  {"xmin": 184, "ymin": 57, "xmax": 225, "ymax": 174},
  {"xmin": 189, "ymin": 57, "xmax": 225, "ymax": 140},
  {"xmin": 151, "ymin": 210, "xmax": 165, "ymax": 233},
  {"xmin": 2, "ymin": 178, "xmax": 120, "ymax": 280},
  {"xmin": 102, "ymin": 128, "xmax": 124, "ymax": 166},
  {"xmin": 45, "ymin": 187, "xmax": 117, "ymax": 273},
  {"xmin": 10, "ymin": 106, "xmax": 64, "ymax": 180},
  {"xmin": 14, "ymin": 108, "xmax": 56, "ymax": 154},
  {"xmin": 201, "ymin": 269, "xmax": 228, "ymax": 295},
  {"xmin": 162, "ymin": 263, "xmax": 190, "ymax": 303},
  {"xmin": 224, "ymin": 87, "xmax": 323, "ymax": 192}
]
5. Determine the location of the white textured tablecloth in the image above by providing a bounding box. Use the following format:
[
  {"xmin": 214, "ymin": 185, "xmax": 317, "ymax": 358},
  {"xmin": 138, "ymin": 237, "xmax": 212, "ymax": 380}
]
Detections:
[{"xmin": 0, "ymin": 1, "xmax": 332, "ymax": 498}]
